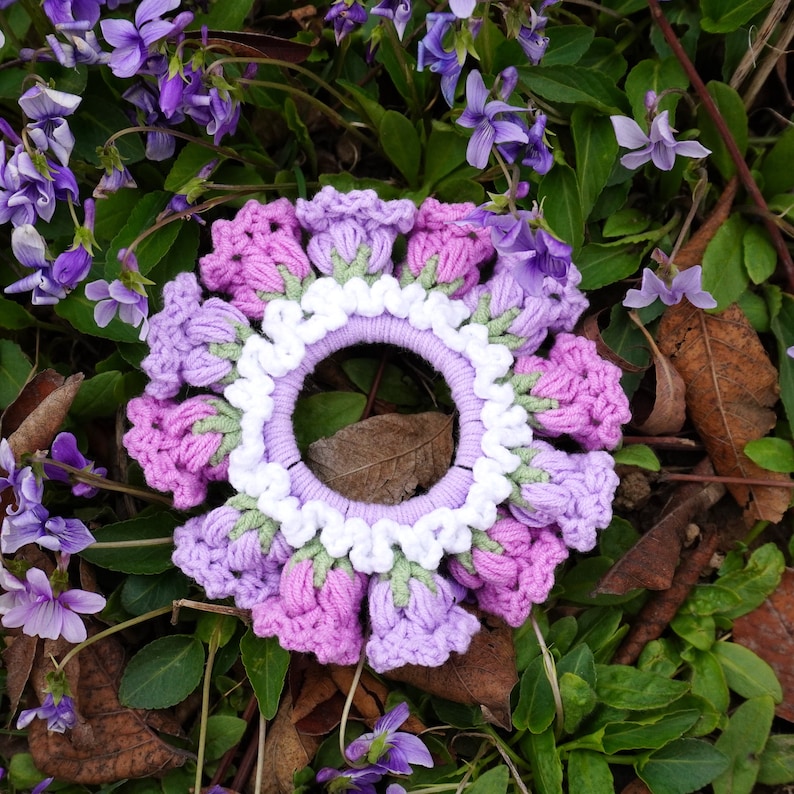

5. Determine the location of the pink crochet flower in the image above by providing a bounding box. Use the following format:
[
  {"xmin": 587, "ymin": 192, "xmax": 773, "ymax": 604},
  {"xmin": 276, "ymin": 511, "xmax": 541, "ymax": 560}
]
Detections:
[{"xmin": 199, "ymin": 198, "xmax": 311, "ymax": 318}]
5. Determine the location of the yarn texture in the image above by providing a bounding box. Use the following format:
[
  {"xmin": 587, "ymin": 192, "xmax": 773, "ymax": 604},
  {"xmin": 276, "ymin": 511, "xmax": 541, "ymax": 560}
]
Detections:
[{"xmin": 126, "ymin": 186, "xmax": 631, "ymax": 672}]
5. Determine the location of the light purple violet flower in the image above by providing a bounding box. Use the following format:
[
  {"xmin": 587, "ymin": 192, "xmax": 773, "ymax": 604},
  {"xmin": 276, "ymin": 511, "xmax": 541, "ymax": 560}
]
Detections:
[
  {"xmin": 44, "ymin": 431, "xmax": 107, "ymax": 497},
  {"xmin": 18, "ymin": 84, "xmax": 82, "ymax": 167},
  {"xmin": 623, "ymin": 264, "xmax": 717, "ymax": 309},
  {"xmin": 418, "ymin": 12, "xmax": 475, "ymax": 107},
  {"xmin": 346, "ymin": 702, "xmax": 433, "ymax": 775},
  {"xmin": 17, "ymin": 692, "xmax": 77, "ymax": 733},
  {"xmin": 611, "ymin": 110, "xmax": 711, "ymax": 171},
  {"xmin": 516, "ymin": 5, "xmax": 550, "ymax": 65},
  {"xmin": 0, "ymin": 566, "xmax": 106, "ymax": 643},
  {"xmin": 32, "ymin": 779, "xmax": 55, "ymax": 794},
  {"xmin": 122, "ymin": 81, "xmax": 176, "ymax": 160},
  {"xmin": 449, "ymin": 0, "xmax": 476, "ymax": 18},
  {"xmin": 94, "ymin": 143, "xmax": 137, "ymax": 198},
  {"xmin": 43, "ymin": 0, "xmax": 102, "ymax": 28},
  {"xmin": 4, "ymin": 224, "xmax": 68, "ymax": 305},
  {"xmin": 315, "ymin": 765, "xmax": 382, "ymax": 793},
  {"xmin": 100, "ymin": 0, "xmax": 193, "ymax": 79},
  {"xmin": 0, "ymin": 438, "xmax": 44, "ymax": 513},
  {"xmin": 497, "ymin": 111, "xmax": 553, "ymax": 175},
  {"xmin": 788, "ymin": 346, "xmax": 794, "ymax": 358},
  {"xmin": 42, "ymin": 29, "xmax": 111, "ymax": 67},
  {"xmin": 370, "ymin": 0, "xmax": 412, "ymax": 40},
  {"xmin": 512, "ymin": 227, "xmax": 572, "ymax": 295},
  {"xmin": 456, "ymin": 70, "xmax": 529, "ymax": 169},
  {"xmin": 52, "ymin": 199, "xmax": 96, "ymax": 291},
  {"xmin": 325, "ymin": 0, "xmax": 368, "ymax": 45},
  {"xmin": 84, "ymin": 249, "xmax": 150, "ymax": 340},
  {"xmin": 1, "ymin": 501, "xmax": 95, "ymax": 554}
]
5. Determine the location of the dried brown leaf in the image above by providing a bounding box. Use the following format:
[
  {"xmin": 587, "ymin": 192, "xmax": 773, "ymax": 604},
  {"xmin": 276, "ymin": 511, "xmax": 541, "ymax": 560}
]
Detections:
[
  {"xmin": 261, "ymin": 700, "xmax": 322, "ymax": 794},
  {"xmin": 6, "ymin": 373, "xmax": 84, "ymax": 460},
  {"xmin": 27, "ymin": 633, "xmax": 190, "ymax": 784},
  {"xmin": 579, "ymin": 313, "xmax": 647, "ymax": 373},
  {"xmin": 657, "ymin": 302, "xmax": 791, "ymax": 524},
  {"xmin": 307, "ymin": 412, "xmax": 454, "ymax": 505},
  {"xmin": 384, "ymin": 614, "xmax": 516, "ymax": 730},
  {"xmin": 2, "ymin": 635, "xmax": 38, "ymax": 717},
  {"xmin": 0, "ymin": 369, "xmax": 66, "ymax": 437},
  {"xmin": 733, "ymin": 567, "xmax": 794, "ymax": 722}
]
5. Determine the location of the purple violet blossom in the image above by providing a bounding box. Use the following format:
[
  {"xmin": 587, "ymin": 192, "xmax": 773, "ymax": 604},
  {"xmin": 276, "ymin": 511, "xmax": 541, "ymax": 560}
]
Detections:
[
  {"xmin": 418, "ymin": 13, "xmax": 479, "ymax": 107},
  {"xmin": 449, "ymin": 0, "xmax": 476, "ymax": 18},
  {"xmin": 456, "ymin": 70, "xmax": 529, "ymax": 169},
  {"xmin": 84, "ymin": 249, "xmax": 151, "ymax": 340},
  {"xmin": 41, "ymin": 28, "xmax": 111, "ymax": 67},
  {"xmin": 52, "ymin": 198, "xmax": 96, "ymax": 290},
  {"xmin": 32, "ymin": 779, "xmax": 55, "ymax": 794},
  {"xmin": 316, "ymin": 765, "xmax": 383, "ymax": 793},
  {"xmin": 17, "ymin": 693, "xmax": 77, "ymax": 733},
  {"xmin": 44, "ymin": 431, "xmax": 107, "ymax": 497},
  {"xmin": 611, "ymin": 111, "xmax": 711, "ymax": 171},
  {"xmin": 623, "ymin": 263, "xmax": 717, "ymax": 309},
  {"xmin": 498, "ymin": 112, "xmax": 553, "ymax": 174},
  {"xmin": 0, "ymin": 566, "xmax": 106, "ymax": 643},
  {"xmin": 345, "ymin": 702, "xmax": 433, "ymax": 775},
  {"xmin": 325, "ymin": 0, "xmax": 368, "ymax": 45},
  {"xmin": 94, "ymin": 143, "xmax": 137, "ymax": 198},
  {"xmin": 100, "ymin": 0, "xmax": 193, "ymax": 78},
  {"xmin": 122, "ymin": 81, "xmax": 177, "ymax": 160},
  {"xmin": 4, "ymin": 224, "xmax": 68, "ymax": 305},
  {"xmin": 2, "ymin": 505, "xmax": 95, "ymax": 555},
  {"xmin": 42, "ymin": 0, "xmax": 103, "ymax": 28},
  {"xmin": 0, "ymin": 438, "xmax": 44, "ymax": 513},
  {"xmin": 787, "ymin": 346, "xmax": 794, "ymax": 358},
  {"xmin": 370, "ymin": 0, "xmax": 412, "ymax": 40},
  {"xmin": 18, "ymin": 84, "xmax": 82, "ymax": 166},
  {"xmin": 516, "ymin": 6, "xmax": 550, "ymax": 64}
]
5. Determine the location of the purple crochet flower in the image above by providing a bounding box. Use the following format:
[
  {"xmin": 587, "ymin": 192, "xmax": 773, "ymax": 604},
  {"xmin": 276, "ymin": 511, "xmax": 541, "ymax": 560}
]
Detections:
[
  {"xmin": 17, "ymin": 693, "xmax": 77, "ymax": 733},
  {"xmin": 623, "ymin": 260, "xmax": 716, "ymax": 309},
  {"xmin": 611, "ymin": 111, "xmax": 711, "ymax": 171},
  {"xmin": 456, "ymin": 70, "xmax": 529, "ymax": 169},
  {"xmin": 370, "ymin": 0, "xmax": 411, "ymax": 39},
  {"xmin": 0, "ymin": 567, "xmax": 105, "ymax": 643},
  {"xmin": 18, "ymin": 84, "xmax": 82, "ymax": 166},
  {"xmin": 346, "ymin": 702, "xmax": 433, "ymax": 774},
  {"xmin": 43, "ymin": 431, "xmax": 107, "ymax": 497}
]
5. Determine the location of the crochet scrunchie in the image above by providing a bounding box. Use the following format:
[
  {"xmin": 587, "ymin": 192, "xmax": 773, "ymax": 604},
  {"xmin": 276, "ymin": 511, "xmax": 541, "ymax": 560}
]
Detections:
[{"xmin": 125, "ymin": 187, "xmax": 631, "ymax": 672}]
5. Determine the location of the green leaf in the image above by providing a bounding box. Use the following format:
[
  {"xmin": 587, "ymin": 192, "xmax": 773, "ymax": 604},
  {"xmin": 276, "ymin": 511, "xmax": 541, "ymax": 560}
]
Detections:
[
  {"xmin": 284, "ymin": 97, "xmax": 316, "ymax": 172},
  {"xmin": 202, "ymin": 715, "xmax": 248, "ymax": 761},
  {"xmin": 380, "ymin": 110, "xmax": 421, "ymax": 186},
  {"xmin": 341, "ymin": 358, "xmax": 421, "ymax": 406},
  {"xmin": 713, "ymin": 641, "xmax": 783, "ymax": 701},
  {"xmin": 744, "ymin": 438, "xmax": 794, "ymax": 473},
  {"xmin": 518, "ymin": 65, "xmax": 629, "ymax": 115},
  {"xmin": 467, "ymin": 765, "xmax": 509, "ymax": 794},
  {"xmin": 195, "ymin": 613, "xmax": 237, "ymax": 648},
  {"xmin": 164, "ymin": 144, "xmax": 219, "ymax": 192},
  {"xmin": 0, "ymin": 296, "xmax": 35, "ymax": 329},
  {"xmin": 119, "ymin": 635, "xmax": 205, "ymax": 709},
  {"xmin": 55, "ymin": 283, "xmax": 143, "ymax": 342},
  {"xmin": 106, "ymin": 192, "xmax": 182, "ymax": 278},
  {"xmin": 602, "ymin": 710, "xmax": 701, "ymax": 754},
  {"xmin": 712, "ymin": 695, "xmax": 775, "ymax": 794},
  {"xmin": 701, "ymin": 214, "xmax": 749, "ymax": 310},
  {"xmin": 190, "ymin": 0, "xmax": 255, "ymax": 31},
  {"xmin": 625, "ymin": 58, "xmax": 689, "ymax": 122},
  {"xmin": 240, "ymin": 630, "xmax": 290, "ymax": 720},
  {"xmin": 576, "ymin": 243, "xmax": 643, "ymax": 291},
  {"xmin": 743, "ymin": 224, "xmax": 778, "ymax": 285},
  {"xmin": 670, "ymin": 612, "xmax": 715, "ymax": 651},
  {"xmin": 423, "ymin": 122, "xmax": 469, "ymax": 188},
  {"xmin": 69, "ymin": 371, "xmax": 124, "ymax": 419},
  {"xmin": 771, "ymin": 293, "xmax": 794, "ymax": 426},
  {"xmin": 637, "ymin": 638, "xmax": 682, "ymax": 679},
  {"xmin": 700, "ymin": 0, "xmax": 773, "ymax": 32},
  {"xmin": 568, "ymin": 749, "xmax": 614, "ymax": 794},
  {"xmin": 684, "ymin": 648, "xmax": 730, "ymax": 714},
  {"xmin": 514, "ymin": 653, "xmax": 556, "ymax": 733},
  {"xmin": 121, "ymin": 569, "xmax": 190, "ymax": 616},
  {"xmin": 638, "ymin": 738, "xmax": 729, "ymax": 794},
  {"xmin": 543, "ymin": 26, "xmax": 595, "ymax": 66},
  {"xmin": 337, "ymin": 79, "xmax": 386, "ymax": 131},
  {"xmin": 612, "ymin": 445, "xmax": 660, "ymax": 471},
  {"xmin": 71, "ymin": 91, "xmax": 145, "ymax": 166},
  {"xmin": 560, "ymin": 673, "xmax": 597, "ymax": 733},
  {"xmin": 572, "ymin": 108, "xmax": 618, "ymax": 221},
  {"xmin": 761, "ymin": 125, "xmax": 794, "ymax": 197},
  {"xmin": 595, "ymin": 664, "xmax": 689, "ymax": 710},
  {"xmin": 434, "ymin": 176, "xmax": 484, "ymax": 205},
  {"xmin": 602, "ymin": 209, "xmax": 651, "ymax": 239},
  {"xmin": 538, "ymin": 164, "xmax": 583, "ymax": 253},
  {"xmin": 293, "ymin": 392, "xmax": 367, "ymax": 451},
  {"xmin": 758, "ymin": 735, "xmax": 794, "ymax": 785},
  {"xmin": 697, "ymin": 81, "xmax": 748, "ymax": 180},
  {"xmin": 523, "ymin": 727, "xmax": 563, "ymax": 794},
  {"xmin": 0, "ymin": 340, "xmax": 31, "ymax": 409},
  {"xmin": 80, "ymin": 513, "xmax": 177, "ymax": 574}
]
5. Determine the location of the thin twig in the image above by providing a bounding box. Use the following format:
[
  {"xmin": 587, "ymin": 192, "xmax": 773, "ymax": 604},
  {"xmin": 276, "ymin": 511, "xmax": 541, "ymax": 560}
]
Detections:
[
  {"xmin": 661, "ymin": 472, "xmax": 794, "ymax": 488},
  {"xmin": 729, "ymin": 0, "xmax": 790, "ymax": 93},
  {"xmin": 740, "ymin": 11, "xmax": 794, "ymax": 110}
]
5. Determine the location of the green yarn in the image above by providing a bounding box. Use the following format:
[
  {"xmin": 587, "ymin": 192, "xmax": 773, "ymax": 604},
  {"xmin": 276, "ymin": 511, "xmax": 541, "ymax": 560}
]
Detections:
[
  {"xmin": 227, "ymin": 495, "xmax": 279, "ymax": 552},
  {"xmin": 330, "ymin": 244, "xmax": 373, "ymax": 282},
  {"xmin": 471, "ymin": 528, "xmax": 504, "ymax": 555},
  {"xmin": 469, "ymin": 295, "xmax": 525, "ymax": 348},
  {"xmin": 289, "ymin": 539, "xmax": 354, "ymax": 587},
  {"xmin": 256, "ymin": 264, "xmax": 315, "ymax": 303},
  {"xmin": 511, "ymin": 372, "xmax": 558, "ymax": 419},
  {"xmin": 192, "ymin": 399, "xmax": 242, "ymax": 466},
  {"xmin": 387, "ymin": 552, "xmax": 436, "ymax": 608}
]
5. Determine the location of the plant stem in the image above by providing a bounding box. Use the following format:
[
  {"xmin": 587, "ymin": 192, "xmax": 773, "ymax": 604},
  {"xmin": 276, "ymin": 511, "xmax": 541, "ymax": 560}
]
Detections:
[
  {"xmin": 194, "ymin": 622, "xmax": 221, "ymax": 794},
  {"xmin": 339, "ymin": 647, "xmax": 367, "ymax": 762}
]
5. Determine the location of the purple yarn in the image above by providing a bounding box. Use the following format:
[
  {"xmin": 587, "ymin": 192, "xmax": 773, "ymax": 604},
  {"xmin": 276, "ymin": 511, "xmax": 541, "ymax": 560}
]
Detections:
[
  {"xmin": 366, "ymin": 574, "xmax": 481, "ymax": 672},
  {"xmin": 296, "ymin": 186, "xmax": 417, "ymax": 275},
  {"xmin": 251, "ymin": 559, "xmax": 368, "ymax": 665},
  {"xmin": 509, "ymin": 440, "xmax": 618, "ymax": 552},
  {"xmin": 142, "ymin": 272, "xmax": 247, "ymax": 399}
]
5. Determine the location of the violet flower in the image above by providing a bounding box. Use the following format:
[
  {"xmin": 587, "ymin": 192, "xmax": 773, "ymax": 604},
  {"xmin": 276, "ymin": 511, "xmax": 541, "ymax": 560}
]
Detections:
[
  {"xmin": 18, "ymin": 84, "xmax": 82, "ymax": 166},
  {"xmin": 346, "ymin": 702, "xmax": 433, "ymax": 775},
  {"xmin": 32, "ymin": 779, "xmax": 55, "ymax": 794},
  {"xmin": 516, "ymin": 6, "xmax": 550, "ymax": 64},
  {"xmin": 42, "ymin": 0, "xmax": 102, "ymax": 28},
  {"xmin": 84, "ymin": 249, "xmax": 150, "ymax": 340},
  {"xmin": 122, "ymin": 81, "xmax": 176, "ymax": 160},
  {"xmin": 94, "ymin": 143, "xmax": 137, "ymax": 198},
  {"xmin": 611, "ymin": 111, "xmax": 711, "ymax": 171},
  {"xmin": 44, "ymin": 431, "xmax": 107, "ymax": 497},
  {"xmin": 100, "ymin": 0, "xmax": 193, "ymax": 79},
  {"xmin": 42, "ymin": 29, "xmax": 111, "ymax": 67},
  {"xmin": 0, "ymin": 438, "xmax": 44, "ymax": 513},
  {"xmin": 623, "ymin": 263, "xmax": 717, "ymax": 309},
  {"xmin": 17, "ymin": 693, "xmax": 77, "ymax": 733},
  {"xmin": 449, "ymin": 0, "xmax": 476, "ymax": 18},
  {"xmin": 498, "ymin": 112, "xmax": 553, "ymax": 175},
  {"xmin": 0, "ymin": 566, "xmax": 106, "ymax": 643},
  {"xmin": 315, "ymin": 765, "xmax": 383, "ymax": 793},
  {"xmin": 1, "ymin": 500, "xmax": 95, "ymax": 554},
  {"xmin": 52, "ymin": 199, "xmax": 96, "ymax": 291},
  {"xmin": 787, "ymin": 346, "xmax": 794, "ymax": 358},
  {"xmin": 370, "ymin": 0, "xmax": 412, "ymax": 40},
  {"xmin": 4, "ymin": 224, "xmax": 68, "ymax": 305},
  {"xmin": 456, "ymin": 70, "xmax": 529, "ymax": 169},
  {"xmin": 325, "ymin": 0, "xmax": 368, "ymax": 45},
  {"xmin": 417, "ymin": 12, "xmax": 475, "ymax": 107},
  {"xmin": 512, "ymin": 227, "xmax": 572, "ymax": 295}
]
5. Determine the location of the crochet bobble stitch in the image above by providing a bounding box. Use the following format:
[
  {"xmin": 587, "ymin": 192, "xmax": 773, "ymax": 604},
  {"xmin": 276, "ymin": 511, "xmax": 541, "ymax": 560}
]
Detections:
[{"xmin": 127, "ymin": 186, "xmax": 630, "ymax": 672}]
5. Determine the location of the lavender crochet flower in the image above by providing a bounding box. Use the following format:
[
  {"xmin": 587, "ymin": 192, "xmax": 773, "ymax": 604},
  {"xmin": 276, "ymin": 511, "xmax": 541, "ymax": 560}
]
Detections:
[{"xmin": 127, "ymin": 188, "xmax": 629, "ymax": 671}]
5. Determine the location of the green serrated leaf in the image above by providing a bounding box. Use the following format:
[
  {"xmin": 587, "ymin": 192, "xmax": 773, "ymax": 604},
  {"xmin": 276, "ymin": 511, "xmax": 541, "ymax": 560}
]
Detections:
[
  {"xmin": 380, "ymin": 110, "xmax": 421, "ymax": 186},
  {"xmin": 240, "ymin": 630, "xmax": 290, "ymax": 720},
  {"xmin": 713, "ymin": 641, "xmax": 783, "ymax": 701},
  {"xmin": 712, "ymin": 695, "xmax": 775, "ymax": 794},
  {"xmin": 119, "ymin": 635, "xmax": 205, "ymax": 709},
  {"xmin": 744, "ymin": 438, "xmax": 794, "ymax": 473},
  {"xmin": 637, "ymin": 638, "xmax": 683, "ymax": 679},
  {"xmin": 572, "ymin": 108, "xmax": 618, "ymax": 221},
  {"xmin": 638, "ymin": 738, "xmax": 729, "ymax": 794},
  {"xmin": 596, "ymin": 664, "xmax": 689, "ymax": 710},
  {"xmin": 701, "ymin": 214, "xmax": 749, "ymax": 310},
  {"xmin": 0, "ymin": 339, "xmax": 31, "ymax": 409},
  {"xmin": 560, "ymin": 672, "xmax": 597, "ymax": 733},
  {"xmin": 602, "ymin": 209, "xmax": 651, "ymax": 239},
  {"xmin": 80, "ymin": 513, "xmax": 177, "ymax": 574}
]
